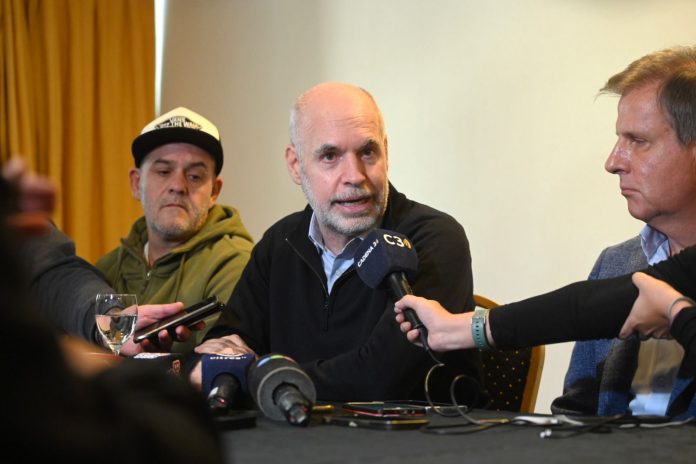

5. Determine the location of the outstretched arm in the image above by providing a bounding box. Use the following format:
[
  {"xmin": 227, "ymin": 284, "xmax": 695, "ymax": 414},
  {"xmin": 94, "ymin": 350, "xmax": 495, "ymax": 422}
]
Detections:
[
  {"xmin": 395, "ymin": 273, "xmax": 637, "ymax": 351},
  {"xmin": 395, "ymin": 269, "xmax": 696, "ymax": 356}
]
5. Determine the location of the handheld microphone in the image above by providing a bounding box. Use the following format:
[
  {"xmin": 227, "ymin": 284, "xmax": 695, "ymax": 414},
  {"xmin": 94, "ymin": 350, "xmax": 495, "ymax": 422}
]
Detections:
[
  {"xmin": 247, "ymin": 353, "xmax": 316, "ymax": 426},
  {"xmin": 354, "ymin": 229, "xmax": 431, "ymax": 352},
  {"xmin": 208, "ymin": 374, "xmax": 240, "ymax": 414},
  {"xmin": 201, "ymin": 353, "xmax": 255, "ymax": 414}
]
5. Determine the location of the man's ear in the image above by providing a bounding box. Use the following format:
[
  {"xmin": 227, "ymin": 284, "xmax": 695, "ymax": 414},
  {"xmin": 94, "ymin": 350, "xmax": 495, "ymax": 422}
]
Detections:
[
  {"xmin": 285, "ymin": 145, "xmax": 302, "ymax": 185},
  {"xmin": 129, "ymin": 168, "xmax": 141, "ymax": 200},
  {"xmin": 210, "ymin": 177, "xmax": 223, "ymax": 203}
]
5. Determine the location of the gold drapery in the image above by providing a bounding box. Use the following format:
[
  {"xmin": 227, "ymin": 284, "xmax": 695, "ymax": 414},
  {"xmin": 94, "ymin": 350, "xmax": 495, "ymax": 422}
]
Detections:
[{"xmin": 1, "ymin": 0, "xmax": 154, "ymax": 262}]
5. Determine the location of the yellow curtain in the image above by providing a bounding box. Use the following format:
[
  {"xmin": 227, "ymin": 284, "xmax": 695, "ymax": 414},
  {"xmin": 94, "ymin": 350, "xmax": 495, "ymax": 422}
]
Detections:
[{"xmin": 1, "ymin": 0, "xmax": 154, "ymax": 263}]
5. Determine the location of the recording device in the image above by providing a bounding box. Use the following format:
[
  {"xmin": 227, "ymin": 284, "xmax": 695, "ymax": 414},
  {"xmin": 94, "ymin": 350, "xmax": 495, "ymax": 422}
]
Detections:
[
  {"xmin": 133, "ymin": 296, "xmax": 224, "ymax": 343},
  {"xmin": 247, "ymin": 353, "xmax": 316, "ymax": 426},
  {"xmin": 201, "ymin": 353, "xmax": 256, "ymax": 413},
  {"xmin": 133, "ymin": 352, "xmax": 184, "ymax": 377},
  {"xmin": 354, "ymin": 229, "xmax": 430, "ymax": 350}
]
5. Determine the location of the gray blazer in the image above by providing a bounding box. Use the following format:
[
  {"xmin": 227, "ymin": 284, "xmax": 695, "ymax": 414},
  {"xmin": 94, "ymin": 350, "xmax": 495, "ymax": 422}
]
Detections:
[{"xmin": 551, "ymin": 236, "xmax": 648, "ymax": 415}]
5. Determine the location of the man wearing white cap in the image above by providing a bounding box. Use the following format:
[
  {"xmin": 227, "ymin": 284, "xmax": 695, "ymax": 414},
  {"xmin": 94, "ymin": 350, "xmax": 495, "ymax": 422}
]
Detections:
[{"xmin": 97, "ymin": 107, "xmax": 254, "ymax": 352}]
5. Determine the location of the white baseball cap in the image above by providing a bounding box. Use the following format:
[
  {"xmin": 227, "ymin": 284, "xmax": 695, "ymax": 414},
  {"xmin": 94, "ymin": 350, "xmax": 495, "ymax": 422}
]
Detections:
[{"xmin": 131, "ymin": 106, "xmax": 223, "ymax": 174}]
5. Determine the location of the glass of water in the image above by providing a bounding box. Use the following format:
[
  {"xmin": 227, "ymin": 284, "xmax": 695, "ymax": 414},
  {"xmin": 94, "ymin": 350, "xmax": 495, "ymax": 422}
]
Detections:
[{"xmin": 95, "ymin": 293, "xmax": 138, "ymax": 356}]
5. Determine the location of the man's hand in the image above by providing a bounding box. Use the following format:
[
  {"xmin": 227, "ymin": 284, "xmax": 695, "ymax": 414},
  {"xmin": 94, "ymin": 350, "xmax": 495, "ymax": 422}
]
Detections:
[
  {"xmin": 194, "ymin": 334, "xmax": 255, "ymax": 355},
  {"xmin": 619, "ymin": 272, "xmax": 687, "ymax": 340},
  {"xmin": 120, "ymin": 302, "xmax": 205, "ymax": 355},
  {"xmin": 1, "ymin": 156, "xmax": 56, "ymax": 236}
]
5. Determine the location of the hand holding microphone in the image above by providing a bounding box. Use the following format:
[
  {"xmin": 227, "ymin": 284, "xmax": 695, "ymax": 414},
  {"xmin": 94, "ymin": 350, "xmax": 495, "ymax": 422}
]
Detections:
[{"xmin": 354, "ymin": 229, "xmax": 432, "ymax": 355}]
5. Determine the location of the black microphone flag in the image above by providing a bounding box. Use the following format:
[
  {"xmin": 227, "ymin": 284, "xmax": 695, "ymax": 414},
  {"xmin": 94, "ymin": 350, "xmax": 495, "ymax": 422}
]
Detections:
[
  {"xmin": 354, "ymin": 229, "xmax": 430, "ymax": 348},
  {"xmin": 201, "ymin": 353, "xmax": 255, "ymax": 413},
  {"xmin": 354, "ymin": 229, "xmax": 417, "ymax": 290}
]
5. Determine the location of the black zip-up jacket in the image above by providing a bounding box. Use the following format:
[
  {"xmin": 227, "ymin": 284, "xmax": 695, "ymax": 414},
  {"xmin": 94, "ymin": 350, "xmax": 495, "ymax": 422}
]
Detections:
[{"xmin": 207, "ymin": 184, "xmax": 481, "ymax": 401}]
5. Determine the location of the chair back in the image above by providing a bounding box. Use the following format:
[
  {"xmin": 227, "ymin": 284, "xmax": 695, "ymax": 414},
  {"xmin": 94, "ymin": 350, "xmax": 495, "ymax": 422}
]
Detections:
[{"xmin": 474, "ymin": 294, "xmax": 545, "ymax": 413}]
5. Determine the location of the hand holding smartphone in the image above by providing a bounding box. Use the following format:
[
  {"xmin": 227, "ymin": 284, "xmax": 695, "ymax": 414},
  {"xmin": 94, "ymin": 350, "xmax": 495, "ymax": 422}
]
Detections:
[{"xmin": 133, "ymin": 296, "xmax": 224, "ymax": 343}]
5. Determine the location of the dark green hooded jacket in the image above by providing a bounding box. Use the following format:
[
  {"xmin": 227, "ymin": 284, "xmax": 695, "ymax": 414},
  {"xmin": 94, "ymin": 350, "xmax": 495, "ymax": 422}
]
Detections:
[{"xmin": 96, "ymin": 204, "xmax": 254, "ymax": 352}]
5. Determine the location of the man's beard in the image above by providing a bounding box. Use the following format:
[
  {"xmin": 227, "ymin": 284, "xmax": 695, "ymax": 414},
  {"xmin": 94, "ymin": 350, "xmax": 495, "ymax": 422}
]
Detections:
[
  {"xmin": 300, "ymin": 170, "xmax": 388, "ymax": 238},
  {"xmin": 143, "ymin": 194, "xmax": 211, "ymax": 242}
]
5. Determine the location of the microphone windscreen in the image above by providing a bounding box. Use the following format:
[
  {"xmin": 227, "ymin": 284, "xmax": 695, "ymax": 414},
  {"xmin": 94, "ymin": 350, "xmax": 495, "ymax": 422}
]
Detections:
[
  {"xmin": 354, "ymin": 229, "xmax": 418, "ymax": 288},
  {"xmin": 201, "ymin": 353, "xmax": 255, "ymax": 398},
  {"xmin": 247, "ymin": 353, "xmax": 316, "ymax": 421}
]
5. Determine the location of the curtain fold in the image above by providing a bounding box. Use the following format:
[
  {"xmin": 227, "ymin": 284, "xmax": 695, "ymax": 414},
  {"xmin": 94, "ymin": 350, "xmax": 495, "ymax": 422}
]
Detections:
[{"xmin": 1, "ymin": 0, "xmax": 155, "ymax": 263}]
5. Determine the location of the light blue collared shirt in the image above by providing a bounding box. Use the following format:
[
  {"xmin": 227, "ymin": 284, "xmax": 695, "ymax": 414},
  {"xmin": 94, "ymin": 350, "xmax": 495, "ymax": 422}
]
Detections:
[
  {"xmin": 307, "ymin": 214, "xmax": 364, "ymax": 294},
  {"xmin": 629, "ymin": 225, "xmax": 685, "ymax": 416},
  {"xmin": 639, "ymin": 225, "xmax": 670, "ymax": 265}
]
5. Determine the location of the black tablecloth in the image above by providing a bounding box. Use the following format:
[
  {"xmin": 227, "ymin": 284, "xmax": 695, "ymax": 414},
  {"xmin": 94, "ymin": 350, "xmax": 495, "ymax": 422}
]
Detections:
[{"xmin": 218, "ymin": 408, "xmax": 696, "ymax": 464}]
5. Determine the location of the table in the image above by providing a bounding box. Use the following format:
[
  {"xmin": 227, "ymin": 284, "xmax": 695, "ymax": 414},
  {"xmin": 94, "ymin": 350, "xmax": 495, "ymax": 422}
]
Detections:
[{"xmin": 219, "ymin": 408, "xmax": 696, "ymax": 463}]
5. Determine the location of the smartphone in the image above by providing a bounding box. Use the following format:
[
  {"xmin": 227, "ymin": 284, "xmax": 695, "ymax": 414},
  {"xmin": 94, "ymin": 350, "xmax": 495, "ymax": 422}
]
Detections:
[
  {"xmin": 342, "ymin": 401, "xmax": 427, "ymax": 417},
  {"xmin": 382, "ymin": 399, "xmax": 466, "ymax": 415},
  {"xmin": 325, "ymin": 414, "xmax": 429, "ymax": 430},
  {"xmin": 133, "ymin": 296, "xmax": 224, "ymax": 343}
]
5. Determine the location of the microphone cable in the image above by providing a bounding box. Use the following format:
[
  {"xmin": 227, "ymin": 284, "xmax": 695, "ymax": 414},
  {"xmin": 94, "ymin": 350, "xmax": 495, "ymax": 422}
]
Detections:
[
  {"xmin": 420, "ymin": 363, "xmax": 508, "ymax": 435},
  {"xmin": 423, "ymin": 340, "xmax": 441, "ymax": 365}
]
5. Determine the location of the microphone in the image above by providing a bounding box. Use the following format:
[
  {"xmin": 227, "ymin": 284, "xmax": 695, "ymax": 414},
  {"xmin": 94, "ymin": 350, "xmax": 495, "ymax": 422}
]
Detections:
[
  {"xmin": 247, "ymin": 353, "xmax": 316, "ymax": 426},
  {"xmin": 208, "ymin": 374, "xmax": 239, "ymax": 413},
  {"xmin": 354, "ymin": 229, "xmax": 431, "ymax": 351},
  {"xmin": 201, "ymin": 353, "xmax": 256, "ymax": 414}
]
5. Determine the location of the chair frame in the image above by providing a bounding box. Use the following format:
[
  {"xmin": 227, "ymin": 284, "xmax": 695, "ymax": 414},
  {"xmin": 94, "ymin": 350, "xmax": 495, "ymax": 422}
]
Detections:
[{"xmin": 474, "ymin": 294, "xmax": 545, "ymax": 413}]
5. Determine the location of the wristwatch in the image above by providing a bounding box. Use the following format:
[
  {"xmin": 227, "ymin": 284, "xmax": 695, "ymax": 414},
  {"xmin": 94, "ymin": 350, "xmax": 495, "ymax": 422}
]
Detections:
[{"xmin": 471, "ymin": 307, "xmax": 490, "ymax": 350}]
